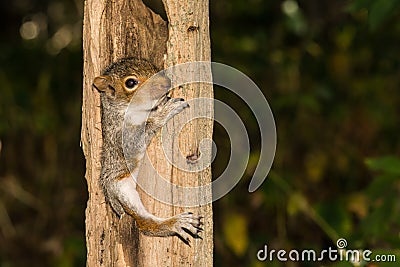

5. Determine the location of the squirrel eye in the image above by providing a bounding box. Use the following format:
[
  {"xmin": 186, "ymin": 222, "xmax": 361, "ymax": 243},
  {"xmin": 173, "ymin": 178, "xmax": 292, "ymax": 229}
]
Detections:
[{"xmin": 125, "ymin": 78, "xmax": 139, "ymax": 89}]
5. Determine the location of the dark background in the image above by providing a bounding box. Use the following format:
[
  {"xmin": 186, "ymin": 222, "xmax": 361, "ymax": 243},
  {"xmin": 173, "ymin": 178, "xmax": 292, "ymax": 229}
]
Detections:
[{"xmin": 0, "ymin": 0, "xmax": 399, "ymax": 266}]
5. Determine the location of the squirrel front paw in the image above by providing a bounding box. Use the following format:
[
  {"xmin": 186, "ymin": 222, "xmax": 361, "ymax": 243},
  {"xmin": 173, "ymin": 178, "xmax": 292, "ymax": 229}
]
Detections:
[{"xmin": 165, "ymin": 98, "xmax": 189, "ymax": 119}]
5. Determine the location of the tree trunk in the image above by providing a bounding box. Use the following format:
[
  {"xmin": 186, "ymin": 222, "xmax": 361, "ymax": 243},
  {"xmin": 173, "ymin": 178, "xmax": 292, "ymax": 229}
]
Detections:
[{"xmin": 81, "ymin": 0, "xmax": 213, "ymax": 266}]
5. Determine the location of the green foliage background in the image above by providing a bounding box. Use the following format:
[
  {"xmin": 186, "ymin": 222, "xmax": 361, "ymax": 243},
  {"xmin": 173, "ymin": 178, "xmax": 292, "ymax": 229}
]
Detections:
[{"xmin": 0, "ymin": 0, "xmax": 399, "ymax": 266}]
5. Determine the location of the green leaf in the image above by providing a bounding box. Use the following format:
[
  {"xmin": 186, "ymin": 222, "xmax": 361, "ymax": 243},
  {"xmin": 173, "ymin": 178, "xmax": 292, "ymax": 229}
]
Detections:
[
  {"xmin": 365, "ymin": 156, "xmax": 400, "ymax": 175},
  {"xmin": 346, "ymin": 0, "xmax": 400, "ymax": 29},
  {"xmin": 223, "ymin": 213, "xmax": 249, "ymax": 257},
  {"xmin": 366, "ymin": 174, "xmax": 398, "ymax": 199},
  {"xmin": 360, "ymin": 195, "xmax": 394, "ymax": 237},
  {"xmin": 346, "ymin": 0, "xmax": 374, "ymax": 12},
  {"xmin": 287, "ymin": 192, "xmax": 309, "ymax": 216},
  {"xmin": 369, "ymin": 0, "xmax": 400, "ymax": 30},
  {"xmin": 315, "ymin": 200, "xmax": 353, "ymax": 237}
]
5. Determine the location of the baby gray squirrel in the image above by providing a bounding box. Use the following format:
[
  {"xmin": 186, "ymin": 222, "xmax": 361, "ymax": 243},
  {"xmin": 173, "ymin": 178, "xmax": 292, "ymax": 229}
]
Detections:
[{"xmin": 93, "ymin": 57, "xmax": 203, "ymax": 244}]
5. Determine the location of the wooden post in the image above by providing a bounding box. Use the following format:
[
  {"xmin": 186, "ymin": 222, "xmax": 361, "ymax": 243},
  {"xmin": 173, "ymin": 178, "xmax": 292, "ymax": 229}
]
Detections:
[
  {"xmin": 81, "ymin": 0, "xmax": 212, "ymax": 266},
  {"xmin": 138, "ymin": 0, "xmax": 213, "ymax": 266}
]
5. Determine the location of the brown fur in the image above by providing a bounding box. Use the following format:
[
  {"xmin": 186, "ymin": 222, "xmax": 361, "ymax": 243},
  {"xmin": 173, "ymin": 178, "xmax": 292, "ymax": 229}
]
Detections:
[{"xmin": 94, "ymin": 58, "xmax": 202, "ymax": 244}]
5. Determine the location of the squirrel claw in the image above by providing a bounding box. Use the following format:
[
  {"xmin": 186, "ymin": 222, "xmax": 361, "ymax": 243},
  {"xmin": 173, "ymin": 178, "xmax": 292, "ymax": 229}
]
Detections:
[{"xmin": 171, "ymin": 212, "xmax": 203, "ymax": 244}]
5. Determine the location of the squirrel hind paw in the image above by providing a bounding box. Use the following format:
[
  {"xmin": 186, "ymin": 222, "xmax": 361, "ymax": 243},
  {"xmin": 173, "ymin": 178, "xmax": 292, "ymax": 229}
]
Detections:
[{"xmin": 171, "ymin": 212, "xmax": 203, "ymax": 245}]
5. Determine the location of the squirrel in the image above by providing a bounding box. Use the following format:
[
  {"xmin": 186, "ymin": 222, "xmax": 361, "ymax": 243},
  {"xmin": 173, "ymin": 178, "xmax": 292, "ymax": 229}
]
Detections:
[{"xmin": 93, "ymin": 57, "xmax": 203, "ymax": 244}]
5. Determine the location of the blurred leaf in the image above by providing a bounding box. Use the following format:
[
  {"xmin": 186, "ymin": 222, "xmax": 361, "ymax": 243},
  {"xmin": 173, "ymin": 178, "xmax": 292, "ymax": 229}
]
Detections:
[
  {"xmin": 360, "ymin": 194, "xmax": 395, "ymax": 238},
  {"xmin": 384, "ymin": 234, "xmax": 400, "ymax": 248},
  {"xmin": 315, "ymin": 200, "xmax": 353, "ymax": 237},
  {"xmin": 54, "ymin": 236, "xmax": 86, "ymax": 267},
  {"xmin": 330, "ymin": 51, "xmax": 351, "ymax": 79},
  {"xmin": 305, "ymin": 150, "xmax": 327, "ymax": 182},
  {"xmin": 347, "ymin": 0, "xmax": 400, "ymax": 29},
  {"xmin": 369, "ymin": 0, "xmax": 400, "ymax": 29},
  {"xmin": 334, "ymin": 26, "xmax": 356, "ymax": 50},
  {"xmin": 365, "ymin": 174, "xmax": 398, "ymax": 199},
  {"xmin": 346, "ymin": 0, "xmax": 374, "ymax": 12},
  {"xmin": 287, "ymin": 192, "xmax": 308, "ymax": 216},
  {"xmin": 365, "ymin": 156, "xmax": 400, "ymax": 175},
  {"xmin": 285, "ymin": 12, "xmax": 307, "ymax": 36},
  {"xmin": 223, "ymin": 213, "xmax": 249, "ymax": 257},
  {"xmin": 346, "ymin": 193, "xmax": 369, "ymax": 219}
]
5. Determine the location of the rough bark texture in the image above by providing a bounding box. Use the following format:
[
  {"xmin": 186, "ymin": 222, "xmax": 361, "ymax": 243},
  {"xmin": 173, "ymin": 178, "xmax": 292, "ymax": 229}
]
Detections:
[
  {"xmin": 138, "ymin": 0, "xmax": 213, "ymax": 266},
  {"xmin": 82, "ymin": 0, "xmax": 212, "ymax": 266}
]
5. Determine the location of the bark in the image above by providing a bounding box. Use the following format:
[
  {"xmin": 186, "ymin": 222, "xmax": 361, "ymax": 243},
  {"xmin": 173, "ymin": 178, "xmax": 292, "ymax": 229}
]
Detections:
[
  {"xmin": 81, "ymin": 0, "xmax": 212, "ymax": 266},
  {"xmin": 138, "ymin": 0, "xmax": 213, "ymax": 266}
]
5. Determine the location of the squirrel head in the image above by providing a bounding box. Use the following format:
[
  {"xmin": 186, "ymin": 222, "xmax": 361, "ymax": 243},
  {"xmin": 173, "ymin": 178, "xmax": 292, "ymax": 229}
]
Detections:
[{"xmin": 93, "ymin": 58, "xmax": 171, "ymax": 109}]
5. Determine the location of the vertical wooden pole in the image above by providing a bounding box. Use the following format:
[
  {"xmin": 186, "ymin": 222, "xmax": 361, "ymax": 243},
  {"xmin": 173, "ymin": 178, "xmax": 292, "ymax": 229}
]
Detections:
[
  {"xmin": 138, "ymin": 0, "xmax": 213, "ymax": 266},
  {"xmin": 82, "ymin": 0, "xmax": 212, "ymax": 265}
]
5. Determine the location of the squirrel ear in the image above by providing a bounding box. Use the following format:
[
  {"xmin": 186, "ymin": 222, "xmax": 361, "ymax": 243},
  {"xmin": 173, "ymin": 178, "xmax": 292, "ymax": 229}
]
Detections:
[{"xmin": 93, "ymin": 76, "xmax": 111, "ymax": 92}]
